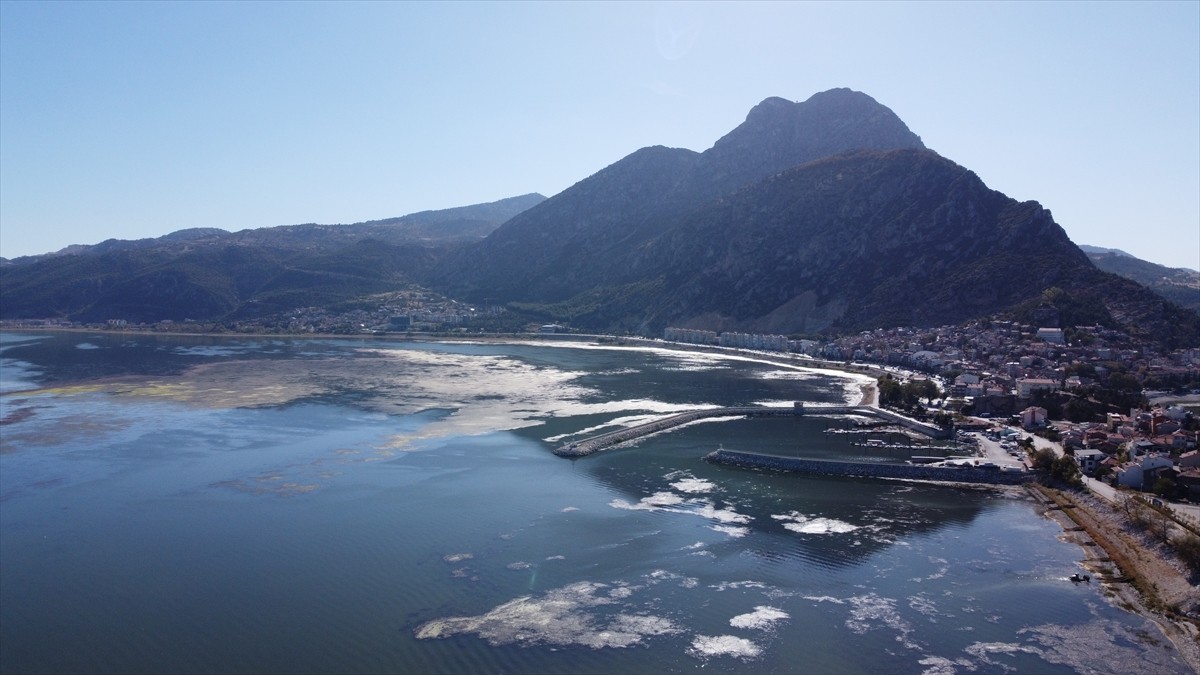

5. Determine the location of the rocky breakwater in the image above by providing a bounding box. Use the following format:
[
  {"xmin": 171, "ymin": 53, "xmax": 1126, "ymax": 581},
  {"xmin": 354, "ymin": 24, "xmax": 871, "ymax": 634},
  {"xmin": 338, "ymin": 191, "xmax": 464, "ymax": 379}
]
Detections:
[{"xmin": 705, "ymin": 448, "xmax": 1034, "ymax": 486}]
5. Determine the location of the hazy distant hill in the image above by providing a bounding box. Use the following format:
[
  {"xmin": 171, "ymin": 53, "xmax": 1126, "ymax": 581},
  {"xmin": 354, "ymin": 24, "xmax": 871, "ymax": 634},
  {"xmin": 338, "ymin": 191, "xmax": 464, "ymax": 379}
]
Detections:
[
  {"xmin": 1080, "ymin": 247, "xmax": 1200, "ymax": 312},
  {"xmin": 0, "ymin": 194, "xmax": 543, "ymax": 323},
  {"xmin": 8, "ymin": 193, "xmax": 545, "ymax": 265},
  {"xmin": 1077, "ymin": 244, "xmax": 1135, "ymax": 259}
]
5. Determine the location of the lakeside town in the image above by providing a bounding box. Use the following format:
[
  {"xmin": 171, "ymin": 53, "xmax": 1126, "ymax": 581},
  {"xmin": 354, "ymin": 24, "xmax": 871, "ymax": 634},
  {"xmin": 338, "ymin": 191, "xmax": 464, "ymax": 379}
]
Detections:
[
  {"xmin": 8, "ymin": 296, "xmax": 1199, "ymax": 500},
  {"xmin": 665, "ymin": 318, "xmax": 1200, "ymax": 498}
]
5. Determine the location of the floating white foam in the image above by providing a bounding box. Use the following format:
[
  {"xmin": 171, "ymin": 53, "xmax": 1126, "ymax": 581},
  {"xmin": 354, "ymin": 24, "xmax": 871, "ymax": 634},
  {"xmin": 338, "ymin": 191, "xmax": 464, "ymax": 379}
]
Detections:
[
  {"xmin": 610, "ymin": 491, "xmax": 686, "ymax": 512},
  {"xmin": 710, "ymin": 525, "xmax": 750, "ymax": 538},
  {"xmin": 689, "ymin": 634, "xmax": 762, "ymax": 659},
  {"xmin": 772, "ymin": 511, "xmax": 859, "ymax": 534},
  {"xmin": 506, "ymin": 561, "xmax": 532, "ymax": 570},
  {"xmin": 908, "ymin": 595, "xmax": 939, "ymax": 617},
  {"xmin": 669, "ymin": 477, "xmax": 716, "ymax": 494},
  {"xmin": 710, "ymin": 580, "xmax": 768, "ymax": 592},
  {"xmin": 846, "ymin": 594, "xmax": 913, "ymax": 642},
  {"xmin": 608, "ymin": 586, "xmax": 635, "ymax": 599},
  {"xmin": 414, "ymin": 581, "xmax": 683, "ymax": 649},
  {"xmin": 442, "ymin": 553, "xmax": 473, "ymax": 563},
  {"xmin": 695, "ymin": 503, "xmax": 750, "ymax": 524},
  {"xmin": 561, "ymin": 506, "xmax": 579, "ymax": 512},
  {"xmin": 609, "ymin": 613, "xmax": 679, "ymax": 637},
  {"xmin": 610, "ymin": 493, "xmax": 752, "ymax": 531},
  {"xmin": 729, "ymin": 606, "xmax": 789, "ymax": 630},
  {"xmin": 918, "ymin": 655, "xmax": 974, "ymax": 675},
  {"xmin": 803, "ymin": 595, "xmax": 845, "ymax": 604},
  {"xmin": 964, "ymin": 641, "xmax": 1040, "ymax": 659}
]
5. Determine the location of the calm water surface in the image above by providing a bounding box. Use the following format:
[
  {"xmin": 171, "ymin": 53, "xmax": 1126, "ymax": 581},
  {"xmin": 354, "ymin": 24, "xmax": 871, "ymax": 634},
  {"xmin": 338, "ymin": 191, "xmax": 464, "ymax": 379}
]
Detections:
[{"xmin": 0, "ymin": 332, "xmax": 1188, "ymax": 674}]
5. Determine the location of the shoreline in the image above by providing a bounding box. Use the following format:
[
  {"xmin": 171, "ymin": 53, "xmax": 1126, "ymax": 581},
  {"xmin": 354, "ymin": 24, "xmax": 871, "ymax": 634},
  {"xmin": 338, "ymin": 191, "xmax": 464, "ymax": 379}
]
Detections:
[
  {"xmin": 1, "ymin": 327, "xmax": 880, "ymax": 407},
  {"xmin": 1031, "ymin": 485, "xmax": 1200, "ymax": 672}
]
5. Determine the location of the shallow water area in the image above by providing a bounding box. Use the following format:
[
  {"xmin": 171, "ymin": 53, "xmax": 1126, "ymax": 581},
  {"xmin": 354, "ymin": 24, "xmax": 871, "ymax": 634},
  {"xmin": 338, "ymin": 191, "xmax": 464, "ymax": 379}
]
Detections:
[{"xmin": 0, "ymin": 332, "xmax": 1189, "ymax": 674}]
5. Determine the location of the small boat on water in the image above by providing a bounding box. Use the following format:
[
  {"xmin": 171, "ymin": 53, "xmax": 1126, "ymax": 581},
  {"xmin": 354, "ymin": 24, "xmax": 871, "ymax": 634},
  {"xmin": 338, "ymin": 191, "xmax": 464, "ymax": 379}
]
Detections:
[{"xmin": 1069, "ymin": 573, "xmax": 1091, "ymax": 583}]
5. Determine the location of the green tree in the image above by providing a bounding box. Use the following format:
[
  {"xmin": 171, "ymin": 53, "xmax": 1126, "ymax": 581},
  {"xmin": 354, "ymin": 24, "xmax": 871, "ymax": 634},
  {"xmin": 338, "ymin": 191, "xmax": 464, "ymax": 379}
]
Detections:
[
  {"xmin": 1031, "ymin": 448, "xmax": 1056, "ymax": 471},
  {"xmin": 1171, "ymin": 533, "xmax": 1200, "ymax": 573},
  {"xmin": 1152, "ymin": 476, "xmax": 1179, "ymax": 499},
  {"xmin": 1051, "ymin": 455, "xmax": 1082, "ymax": 487}
]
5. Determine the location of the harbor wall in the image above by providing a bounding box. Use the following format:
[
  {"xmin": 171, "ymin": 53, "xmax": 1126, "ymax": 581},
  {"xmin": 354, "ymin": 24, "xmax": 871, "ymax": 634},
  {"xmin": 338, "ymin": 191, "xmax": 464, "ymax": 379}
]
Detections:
[{"xmin": 705, "ymin": 448, "xmax": 1033, "ymax": 486}]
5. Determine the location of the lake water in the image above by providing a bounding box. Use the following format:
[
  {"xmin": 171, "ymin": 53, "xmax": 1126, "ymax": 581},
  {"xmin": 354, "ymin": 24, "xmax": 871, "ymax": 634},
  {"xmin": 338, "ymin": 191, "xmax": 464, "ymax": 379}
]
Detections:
[{"xmin": 0, "ymin": 331, "xmax": 1189, "ymax": 674}]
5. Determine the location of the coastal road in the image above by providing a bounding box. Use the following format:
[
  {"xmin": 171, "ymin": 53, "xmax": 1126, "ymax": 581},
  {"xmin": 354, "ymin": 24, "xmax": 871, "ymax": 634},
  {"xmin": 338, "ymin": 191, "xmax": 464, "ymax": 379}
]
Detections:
[{"xmin": 1013, "ymin": 428, "xmax": 1121, "ymax": 503}]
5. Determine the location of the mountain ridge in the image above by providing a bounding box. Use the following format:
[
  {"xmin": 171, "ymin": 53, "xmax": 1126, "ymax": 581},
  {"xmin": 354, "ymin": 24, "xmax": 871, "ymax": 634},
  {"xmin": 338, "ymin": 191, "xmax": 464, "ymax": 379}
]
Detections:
[
  {"xmin": 442, "ymin": 88, "xmax": 926, "ymax": 304},
  {"xmin": 4, "ymin": 193, "xmax": 546, "ymax": 265},
  {"xmin": 1081, "ymin": 248, "xmax": 1200, "ymax": 313},
  {"xmin": 2, "ymin": 88, "xmax": 1197, "ymax": 348}
]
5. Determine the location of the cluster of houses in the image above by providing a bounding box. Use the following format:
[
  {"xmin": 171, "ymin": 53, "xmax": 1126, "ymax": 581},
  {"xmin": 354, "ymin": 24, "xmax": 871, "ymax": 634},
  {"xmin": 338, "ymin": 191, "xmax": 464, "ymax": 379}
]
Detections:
[
  {"xmin": 1059, "ymin": 406, "xmax": 1199, "ymax": 496},
  {"xmin": 663, "ymin": 322, "xmax": 1200, "ymax": 498},
  {"xmin": 665, "ymin": 321, "xmax": 1199, "ymax": 389}
]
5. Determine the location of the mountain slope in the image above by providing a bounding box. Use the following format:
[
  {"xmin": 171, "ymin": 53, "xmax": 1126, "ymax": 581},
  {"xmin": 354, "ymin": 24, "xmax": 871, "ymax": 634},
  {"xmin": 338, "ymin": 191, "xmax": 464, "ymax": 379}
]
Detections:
[
  {"xmin": 644, "ymin": 150, "xmax": 1197, "ymax": 345},
  {"xmin": 442, "ymin": 89, "xmax": 925, "ymax": 302},
  {"xmin": 432, "ymin": 89, "xmax": 1199, "ymax": 346}
]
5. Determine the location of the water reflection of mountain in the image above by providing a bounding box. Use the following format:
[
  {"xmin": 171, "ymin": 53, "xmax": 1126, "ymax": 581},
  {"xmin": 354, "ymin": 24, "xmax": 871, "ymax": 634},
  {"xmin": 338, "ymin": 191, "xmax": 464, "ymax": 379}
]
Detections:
[{"xmin": 575, "ymin": 421, "xmax": 990, "ymax": 570}]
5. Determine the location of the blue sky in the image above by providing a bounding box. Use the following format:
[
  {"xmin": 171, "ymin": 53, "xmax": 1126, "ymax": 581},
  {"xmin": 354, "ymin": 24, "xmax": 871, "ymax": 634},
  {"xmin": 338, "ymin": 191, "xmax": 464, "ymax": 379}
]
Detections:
[{"xmin": 2, "ymin": 1, "xmax": 1197, "ymax": 269}]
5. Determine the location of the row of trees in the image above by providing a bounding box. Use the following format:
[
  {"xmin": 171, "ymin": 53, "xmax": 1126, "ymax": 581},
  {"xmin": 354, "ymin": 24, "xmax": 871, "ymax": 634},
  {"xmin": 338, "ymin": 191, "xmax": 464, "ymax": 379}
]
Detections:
[
  {"xmin": 876, "ymin": 374, "xmax": 939, "ymax": 410},
  {"xmin": 1030, "ymin": 447, "xmax": 1082, "ymax": 487}
]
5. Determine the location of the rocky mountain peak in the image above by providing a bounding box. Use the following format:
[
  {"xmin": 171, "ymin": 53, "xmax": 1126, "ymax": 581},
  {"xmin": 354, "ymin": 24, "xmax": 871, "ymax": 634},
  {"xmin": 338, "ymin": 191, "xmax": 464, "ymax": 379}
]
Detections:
[{"xmin": 702, "ymin": 88, "xmax": 925, "ymax": 188}]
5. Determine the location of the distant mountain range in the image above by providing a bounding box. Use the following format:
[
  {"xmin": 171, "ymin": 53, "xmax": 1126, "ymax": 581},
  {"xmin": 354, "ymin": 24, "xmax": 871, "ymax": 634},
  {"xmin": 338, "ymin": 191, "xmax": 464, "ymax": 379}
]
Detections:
[
  {"xmin": 2, "ymin": 89, "xmax": 1197, "ymax": 347},
  {"xmin": 0, "ymin": 194, "xmax": 544, "ymax": 323},
  {"xmin": 1078, "ymin": 246, "xmax": 1200, "ymax": 313}
]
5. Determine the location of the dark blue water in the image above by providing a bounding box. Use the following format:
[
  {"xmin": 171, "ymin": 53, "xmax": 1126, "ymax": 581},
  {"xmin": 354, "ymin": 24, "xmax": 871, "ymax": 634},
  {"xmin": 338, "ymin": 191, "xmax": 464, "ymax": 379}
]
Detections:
[{"xmin": 0, "ymin": 332, "xmax": 1188, "ymax": 674}]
